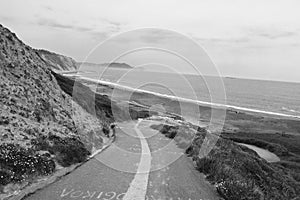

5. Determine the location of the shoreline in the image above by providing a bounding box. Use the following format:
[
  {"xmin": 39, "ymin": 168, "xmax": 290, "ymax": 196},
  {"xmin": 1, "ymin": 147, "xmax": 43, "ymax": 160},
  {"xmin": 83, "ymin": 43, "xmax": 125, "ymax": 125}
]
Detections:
[{"xmin": 67, "ymin": 75, "xmax": 300, "ymax": 120}]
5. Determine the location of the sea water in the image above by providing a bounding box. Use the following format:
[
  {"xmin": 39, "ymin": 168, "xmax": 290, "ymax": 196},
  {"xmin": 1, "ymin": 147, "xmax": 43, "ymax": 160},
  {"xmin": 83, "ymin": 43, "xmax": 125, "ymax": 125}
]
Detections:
[{"xmin": 72, "ymin": 67, "xmax": 300, "ymax": 118}]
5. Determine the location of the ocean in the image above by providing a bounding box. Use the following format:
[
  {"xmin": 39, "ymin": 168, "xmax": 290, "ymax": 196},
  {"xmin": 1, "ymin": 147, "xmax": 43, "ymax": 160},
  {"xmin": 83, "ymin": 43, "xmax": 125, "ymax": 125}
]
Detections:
[{"xmin": 73, "ymin": 67, "xmax": 300, "ymax": 118}]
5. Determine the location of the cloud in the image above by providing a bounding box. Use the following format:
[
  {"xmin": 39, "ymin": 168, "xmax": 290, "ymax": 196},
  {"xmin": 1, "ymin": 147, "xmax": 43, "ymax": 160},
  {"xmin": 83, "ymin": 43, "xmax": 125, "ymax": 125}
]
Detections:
[
  {"xmin": 99, "ymin": 28, "xmax": 184, "ymax": 46},
  {"xmin": 0, "ymin": 15, "xmax": 15, "ymax": 22},
  {"xmin": 194, "ymin": 27, "xmax": 299, "ymax": 47},
  {"xmin": 89, "ymin": 31, "xmax": 111, "ymax": 41},
  {"xmin": 100, "ymin": 18, "xmax": 122, "ymax": 27},
  {"xmin": 195, "ymin": 36, "xmax": 250, "ymax": 44},
  {"xmin": 290, "ymin": 43, "xmax": 300, "ymax": 47},
  {"xmin": 256, "ymin": 31, "xmax": 298, "ymax": 39},
  {"xmin": 138, "ymin": 30, "xmax": 168, "ymax": 43},
  {"xmin": 43, "ymin": 5, "xmax": 53, "ymax": 11},
  {"xmin": 137, "ymin": 29, "xmax": 183, "ymax": 44},
  {"xmin": 36, "ymin": 17, "xmax": 124, "ymax": 41},
  {"xmin": 90, "ymin": 17, "xmax": 123, "ymax": 35},
  {"xmin": 36, "ymin": 18, "xmax": 93, "ymax": 32},
  {"xmin": 246, "ymin": 27, "xmax": 299, "ymax": 40},
  {"xmin": 91, "ymin": 19, "xmax": 123, "ymax": 40}
]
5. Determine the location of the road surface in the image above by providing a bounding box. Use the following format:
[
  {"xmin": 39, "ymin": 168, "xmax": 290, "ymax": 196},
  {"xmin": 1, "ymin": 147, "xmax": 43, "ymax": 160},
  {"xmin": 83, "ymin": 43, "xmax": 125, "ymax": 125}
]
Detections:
[{"xmin": 23, "ymin": 119, "xmax": 219, "ymax": 200}]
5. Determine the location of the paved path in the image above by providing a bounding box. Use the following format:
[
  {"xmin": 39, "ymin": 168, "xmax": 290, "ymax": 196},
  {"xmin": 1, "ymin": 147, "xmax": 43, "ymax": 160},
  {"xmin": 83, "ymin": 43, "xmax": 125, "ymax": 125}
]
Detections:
[
  {"xmin": 123, "ymin": 119, "xmax": 151, "ymax": 200},
  {"xmin": 23, "ymin": 119, "xmax": 218, "ymax": 200}
]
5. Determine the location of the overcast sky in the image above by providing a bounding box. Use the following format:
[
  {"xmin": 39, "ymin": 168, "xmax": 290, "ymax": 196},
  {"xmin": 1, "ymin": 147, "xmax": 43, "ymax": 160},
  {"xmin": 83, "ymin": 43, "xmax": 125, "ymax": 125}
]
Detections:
[{"xmin": 0, "ymin": 0, "xmax": 300, "ymax": 82}]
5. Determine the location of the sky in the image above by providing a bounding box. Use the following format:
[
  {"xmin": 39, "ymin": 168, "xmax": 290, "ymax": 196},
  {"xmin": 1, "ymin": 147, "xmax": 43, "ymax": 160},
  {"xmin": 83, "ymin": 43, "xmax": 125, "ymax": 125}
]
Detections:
[{"xmin": 0, "ymin": 0, "xmax": 300, "ymax": 82}]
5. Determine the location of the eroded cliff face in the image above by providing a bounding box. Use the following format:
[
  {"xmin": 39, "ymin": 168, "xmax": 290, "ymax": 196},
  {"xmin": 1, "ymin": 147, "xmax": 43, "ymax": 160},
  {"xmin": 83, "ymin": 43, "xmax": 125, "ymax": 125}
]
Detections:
[
  {"xmin": 35, "ymin": 49, "xmax": 78, "ymax": 71},
  {"xmin": 0, "ymin": 24, "xmax": 107, "ymax": 193}
]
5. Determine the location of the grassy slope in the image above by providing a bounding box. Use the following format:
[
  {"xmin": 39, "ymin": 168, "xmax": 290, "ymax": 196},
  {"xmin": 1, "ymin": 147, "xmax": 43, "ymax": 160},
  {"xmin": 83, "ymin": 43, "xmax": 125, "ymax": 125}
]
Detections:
[{"xmin": 151, "ymin": 122, "xmax": 300, "ymax": 200}]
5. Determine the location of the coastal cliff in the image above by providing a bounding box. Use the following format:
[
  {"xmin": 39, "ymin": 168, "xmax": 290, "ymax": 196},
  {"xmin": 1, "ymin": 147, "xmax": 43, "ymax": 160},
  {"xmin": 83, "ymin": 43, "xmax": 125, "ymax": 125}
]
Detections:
[
  {"xmin": 0, "ymin": 24, "xmax": 110, "ymax": 195},
  {"xmin": 77, "ymin": 62, "xmax": 133, "ymax": 69},
  {"xmin": 35, "ymin": 49, "xmax": 78, "ymax": 71}
]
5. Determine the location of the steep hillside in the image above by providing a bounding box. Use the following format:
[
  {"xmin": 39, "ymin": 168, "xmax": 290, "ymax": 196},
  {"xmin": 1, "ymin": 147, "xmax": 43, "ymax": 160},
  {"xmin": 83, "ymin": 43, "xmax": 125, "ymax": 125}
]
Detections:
[
  {"xmin": 35, "ymin": 49, "xmax": 78, "ymax": 71},
  {"xmin": 0, "ymin": 24, "xmax": 109, "ymax": 195},
  {"xmin": 77, "ymin": 62, "xmax": 133, "ymax": 69}
]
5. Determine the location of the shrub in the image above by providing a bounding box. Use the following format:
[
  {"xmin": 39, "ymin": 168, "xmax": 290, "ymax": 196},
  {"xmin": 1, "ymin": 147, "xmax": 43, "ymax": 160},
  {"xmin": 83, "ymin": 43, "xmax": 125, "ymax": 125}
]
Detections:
[
  {"xmin": 166, "ymin": 129, "xmax": 177, "ymax": 139},
  {"xmin": 0, "ymin": 171, "xmax": 11, "ymax": 185},
  {"xmin": 0, "ymin": 144, "xmax": 55, "ymax": 186},
  {"xmin": 216, "ymin": 178, "xmax": 262, "ymax": 200},
  {"xmin": 188, "ymin": 137, "xmax": 299, "ymax": 199},
  {"xmin": 102, "ymin": 126, "xmax": 110, "ymax": 136},
  {"xmin": 53, "ymin": 140, "xmax": 90, "ymax": 167},
  {"xmin": 33, "ymin": 135, "xmax": 90, "ymax": 167},
  {"xmin": 195, "ymin": 157, "xmax": 215, "ymax": 174},
  {"xmin": 151, "ymin": 124, "xmax": 179, "ymax": 139}
]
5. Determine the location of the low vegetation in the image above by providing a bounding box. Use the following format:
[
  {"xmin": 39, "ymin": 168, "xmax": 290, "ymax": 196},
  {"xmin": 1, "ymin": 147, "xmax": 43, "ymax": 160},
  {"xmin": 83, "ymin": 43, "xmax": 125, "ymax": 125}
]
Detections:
[
  {"xmin": 0, "ymin": 144, "xmax": 55, "ymax": 187},
  {"xmin": 221, "ymin": 136, "xmax": 289, "ymax": 156},
  {"xmin": 0, "ymin": 134, "xmax": 91, "ymax": 190},
  {"xmin": 221, "ymin": 131, "xmax": 300, "ymax": 184},
  {"xmin": 32, "ymin": 135, "xmax": 90, "ymax": 167},
  {"xmin": 150, "ymin": 124, "xmax": 179, "ymax": 139},
  {"xmin": 152, "ymin": 123, "xmax": 300, "ymax": 200}
]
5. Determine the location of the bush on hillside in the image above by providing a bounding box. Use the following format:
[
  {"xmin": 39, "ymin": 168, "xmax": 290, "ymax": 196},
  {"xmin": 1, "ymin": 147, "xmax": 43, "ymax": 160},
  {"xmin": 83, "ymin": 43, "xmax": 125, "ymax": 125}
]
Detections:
[
  {"xmin": 32, "ymin": 135, "xmax": 90, "ymax": 167},
  {"xmin": 190, "ymin": 141, "xmax": 299, "ymax": 200},
  {"xmin": 150, "ymin": 124, "xmax": 179, "ymax": 139},
  {"xmin": 0, "ymin": 144, "xmax": 55, "ymax": 186},
  {"xmin": 157, "ymin": 123, "xmax": 300, "ymax": 200}
]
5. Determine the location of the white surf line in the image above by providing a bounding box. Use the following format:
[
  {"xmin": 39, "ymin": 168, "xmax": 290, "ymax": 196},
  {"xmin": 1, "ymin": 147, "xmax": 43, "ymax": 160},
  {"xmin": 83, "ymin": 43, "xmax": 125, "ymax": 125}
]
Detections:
[
  {"xmin": 74, "ymin": 76, "xmax": 300, "ymax": 119},
  {"xmin": 123, "ymin": 119, "xmax": 151, "ymax": 200}
]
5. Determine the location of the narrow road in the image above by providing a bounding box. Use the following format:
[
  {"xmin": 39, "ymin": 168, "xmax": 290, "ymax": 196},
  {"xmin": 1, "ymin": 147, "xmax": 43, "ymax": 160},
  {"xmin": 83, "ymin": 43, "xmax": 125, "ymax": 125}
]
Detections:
[
  {"xmin": 23, "ymin": 119, "xmax": 218, "ymax": 200},
  {"xmin": 123, "ymin": 119, "xmax": 151, "ymax": 200}
]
